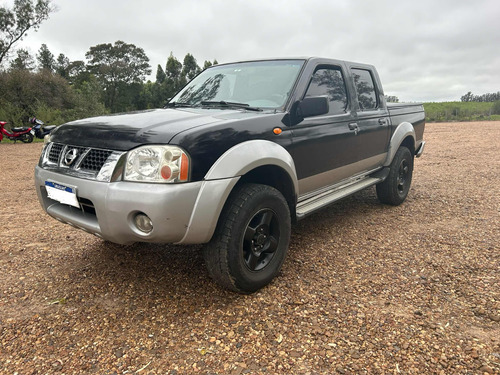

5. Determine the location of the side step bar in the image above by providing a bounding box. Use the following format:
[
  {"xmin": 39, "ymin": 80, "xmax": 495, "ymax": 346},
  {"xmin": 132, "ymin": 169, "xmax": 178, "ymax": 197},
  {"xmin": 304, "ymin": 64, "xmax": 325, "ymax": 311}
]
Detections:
[{"xmin": 296, "ymin": 177, "xmax": 382, "ymax": 219}]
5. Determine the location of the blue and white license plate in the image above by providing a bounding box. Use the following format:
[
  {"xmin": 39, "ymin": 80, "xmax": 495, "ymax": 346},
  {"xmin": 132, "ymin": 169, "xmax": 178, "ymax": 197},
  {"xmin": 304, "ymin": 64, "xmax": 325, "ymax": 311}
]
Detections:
[{"xmin": 45, "ymin": 181, "xmax": 80, "ymax": 208}]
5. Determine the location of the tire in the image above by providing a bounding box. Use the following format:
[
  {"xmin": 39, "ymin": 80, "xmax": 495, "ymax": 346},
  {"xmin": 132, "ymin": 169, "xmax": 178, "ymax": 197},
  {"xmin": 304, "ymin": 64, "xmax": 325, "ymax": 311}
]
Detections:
[
  {"xmin": 203, "ymin": 183, "xmax": 291, "ymax": 293},
  {"xmin": 20, "ymin": 133, "xmax": 33, "ymax": 143},
  {"xmin": 376, "ymin": 146, "xmax": 414, "ymax": 206}
]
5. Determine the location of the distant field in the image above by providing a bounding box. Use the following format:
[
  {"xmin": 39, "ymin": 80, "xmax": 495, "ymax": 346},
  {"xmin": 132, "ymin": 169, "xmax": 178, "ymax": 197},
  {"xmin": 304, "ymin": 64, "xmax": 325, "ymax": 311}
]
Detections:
[{"xmin": 423, "ymin": 101, "xmax": 500, "ymax": 122}]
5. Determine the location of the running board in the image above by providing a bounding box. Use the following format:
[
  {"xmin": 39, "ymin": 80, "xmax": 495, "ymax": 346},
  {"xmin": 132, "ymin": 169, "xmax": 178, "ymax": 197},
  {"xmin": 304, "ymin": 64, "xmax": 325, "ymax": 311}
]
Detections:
[{"xmin": 296, "ymin": 177, "xmax": 382, "ymax": 218}]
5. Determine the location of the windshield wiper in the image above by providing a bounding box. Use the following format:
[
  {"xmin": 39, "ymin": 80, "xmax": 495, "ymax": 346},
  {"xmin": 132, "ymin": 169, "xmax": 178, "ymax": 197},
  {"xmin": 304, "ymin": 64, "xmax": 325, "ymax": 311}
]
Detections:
[
  {"xmin": 165, "ymin": 101, "xmax": 194, "ymax": 108},
  {"xmin": 200, "ymin": 101, "xmax": 262, "ymax": 112}
]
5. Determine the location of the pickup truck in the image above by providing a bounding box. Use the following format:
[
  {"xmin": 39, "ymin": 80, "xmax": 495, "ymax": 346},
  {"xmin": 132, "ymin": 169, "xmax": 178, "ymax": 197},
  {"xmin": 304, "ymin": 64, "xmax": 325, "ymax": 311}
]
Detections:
[{"xmin": 35, "ymin": 57, "xmax": 425, "ymax": 293}]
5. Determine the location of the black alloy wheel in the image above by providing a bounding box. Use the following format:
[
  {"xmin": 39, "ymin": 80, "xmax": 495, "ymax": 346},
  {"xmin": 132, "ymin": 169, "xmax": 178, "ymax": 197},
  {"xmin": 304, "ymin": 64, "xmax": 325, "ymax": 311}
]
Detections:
[
  {"xmin": 203, "ymin": 183, "xmax": 291, "ymax": 293},
  {"xmin": 397, "ymin": 158, "xmax": 410, "ymax": 195},
  {"xmin": 243, "ymin": 208, "xmax": 280, "ymax": 272},
  {"xmin": 376, "ymin": 146, "xmax": 414, "ymax": 206}
]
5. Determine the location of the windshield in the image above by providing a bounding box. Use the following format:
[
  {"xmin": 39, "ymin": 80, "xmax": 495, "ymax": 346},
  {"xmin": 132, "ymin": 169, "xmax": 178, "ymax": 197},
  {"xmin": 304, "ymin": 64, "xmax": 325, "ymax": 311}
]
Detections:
[{"xmin": 170, "ymin": 60, "xmax": 304, "ymax": 109}]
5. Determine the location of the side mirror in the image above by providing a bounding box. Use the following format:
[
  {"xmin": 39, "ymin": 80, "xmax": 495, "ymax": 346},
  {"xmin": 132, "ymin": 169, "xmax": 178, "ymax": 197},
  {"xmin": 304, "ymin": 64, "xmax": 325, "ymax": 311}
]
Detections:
[
  {"xmin": 298, "ymin": 96, "xmax": 329, "ymax": 118},
  {"xmin": 281, "ymin": 96, "xmax": 330, "ymax": 126}
]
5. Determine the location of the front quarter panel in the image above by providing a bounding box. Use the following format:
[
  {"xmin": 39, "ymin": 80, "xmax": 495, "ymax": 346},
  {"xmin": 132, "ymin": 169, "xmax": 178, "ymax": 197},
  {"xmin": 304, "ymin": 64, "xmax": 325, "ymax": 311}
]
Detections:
[
  {"xmin": 178, "ymin": 140, "xmax": 298, "ymax": 244},
  {"xmin": 204, "ymin": 140, "xmax": 298, "ymax": 184}
]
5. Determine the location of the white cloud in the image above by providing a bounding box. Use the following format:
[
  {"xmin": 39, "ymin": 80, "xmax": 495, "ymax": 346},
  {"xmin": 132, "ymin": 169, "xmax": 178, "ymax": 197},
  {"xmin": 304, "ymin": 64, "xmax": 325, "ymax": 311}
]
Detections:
[{"xmin": 7, "ymin": 0, "xmax": 500, "ymax": 101}]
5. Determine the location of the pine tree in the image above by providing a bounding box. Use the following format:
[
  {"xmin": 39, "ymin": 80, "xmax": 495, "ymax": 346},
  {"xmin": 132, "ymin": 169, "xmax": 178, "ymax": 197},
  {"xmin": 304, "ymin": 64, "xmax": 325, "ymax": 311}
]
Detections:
[{"xmin": 37, "ymin": 43, "xmax": 54, "ymax": 71}]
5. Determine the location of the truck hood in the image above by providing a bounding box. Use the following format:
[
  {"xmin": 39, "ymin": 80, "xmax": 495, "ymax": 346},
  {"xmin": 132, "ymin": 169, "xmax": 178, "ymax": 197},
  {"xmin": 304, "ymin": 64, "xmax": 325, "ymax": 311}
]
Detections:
[{"xmin": 50, "ymin": 108, "xmax": 255, "ymax": 150}]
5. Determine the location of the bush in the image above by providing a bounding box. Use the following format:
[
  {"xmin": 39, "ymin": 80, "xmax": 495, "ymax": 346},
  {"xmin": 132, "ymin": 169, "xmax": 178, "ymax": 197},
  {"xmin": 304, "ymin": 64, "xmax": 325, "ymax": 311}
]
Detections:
[
  {"xmin": 0, "ymin": 69, "xmax": 107, "ymax": 127},
  {"xmin": 492, "ymin": 101, "xmax": 500, "ymax": 115}
]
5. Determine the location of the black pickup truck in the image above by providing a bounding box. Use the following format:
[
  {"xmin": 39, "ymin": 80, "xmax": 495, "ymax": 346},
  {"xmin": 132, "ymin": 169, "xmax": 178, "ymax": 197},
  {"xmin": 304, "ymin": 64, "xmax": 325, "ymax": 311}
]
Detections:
[{"xmin": 35, "ymin": 57, "xmax": 425, "ymax": 293}]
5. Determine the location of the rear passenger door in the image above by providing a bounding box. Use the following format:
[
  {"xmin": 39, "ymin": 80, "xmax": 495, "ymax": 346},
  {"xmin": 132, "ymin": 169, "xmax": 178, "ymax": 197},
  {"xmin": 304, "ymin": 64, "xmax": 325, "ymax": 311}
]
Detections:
[{"xmin": 350, "ymin": 67, "xmax": 390, "ymax": 169}]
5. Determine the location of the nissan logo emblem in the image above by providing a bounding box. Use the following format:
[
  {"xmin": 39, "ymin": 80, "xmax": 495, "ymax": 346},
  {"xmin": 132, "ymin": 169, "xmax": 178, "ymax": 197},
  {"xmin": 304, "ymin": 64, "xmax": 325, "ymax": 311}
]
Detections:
[{"xmin": 64, "ymin": 148, "xmax": 79, "ymax": 166}]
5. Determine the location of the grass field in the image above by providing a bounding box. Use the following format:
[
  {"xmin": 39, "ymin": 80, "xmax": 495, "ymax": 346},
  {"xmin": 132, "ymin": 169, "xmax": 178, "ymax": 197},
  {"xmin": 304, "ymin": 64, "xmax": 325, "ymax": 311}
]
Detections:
[{"xmin": 423, "ymin": 101, "xmax": 500, "ymax": 122}]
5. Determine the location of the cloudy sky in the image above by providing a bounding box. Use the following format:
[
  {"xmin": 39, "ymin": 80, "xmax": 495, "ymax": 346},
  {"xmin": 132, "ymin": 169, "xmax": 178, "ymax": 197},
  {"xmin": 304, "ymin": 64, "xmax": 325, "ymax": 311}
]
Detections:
[{"xmin": 5, "ymin": 0, "xmax": 500, "ymax": 102}]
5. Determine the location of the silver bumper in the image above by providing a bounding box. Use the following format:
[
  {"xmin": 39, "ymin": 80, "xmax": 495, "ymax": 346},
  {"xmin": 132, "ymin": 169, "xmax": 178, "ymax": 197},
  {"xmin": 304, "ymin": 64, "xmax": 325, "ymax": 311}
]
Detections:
[{"xmin": 35, "ymin": 166, "xmax": 238, "ymax": 245}]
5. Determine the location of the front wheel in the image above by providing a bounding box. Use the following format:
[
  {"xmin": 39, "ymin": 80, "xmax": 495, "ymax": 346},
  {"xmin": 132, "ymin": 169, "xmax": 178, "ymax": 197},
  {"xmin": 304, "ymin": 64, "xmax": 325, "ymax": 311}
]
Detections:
[
  {"xmin": 376, "ymin": 146, "xmax": 414, "ymax": 205},
  {"xmin": 203, "ymin": 183, "xmax": 291, "ymax": 293}
]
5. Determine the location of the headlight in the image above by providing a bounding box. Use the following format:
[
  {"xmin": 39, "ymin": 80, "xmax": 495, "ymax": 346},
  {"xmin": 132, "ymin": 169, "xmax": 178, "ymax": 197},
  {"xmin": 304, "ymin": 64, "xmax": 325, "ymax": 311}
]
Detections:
[{"xmin": 124, "ymin": 145, "xmax": 190, "ymax": 183}]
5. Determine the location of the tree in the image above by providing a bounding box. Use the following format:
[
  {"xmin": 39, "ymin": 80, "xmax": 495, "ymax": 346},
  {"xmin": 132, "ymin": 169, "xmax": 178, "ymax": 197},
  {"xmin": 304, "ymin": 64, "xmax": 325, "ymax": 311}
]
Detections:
[
  {"xmin": 164, "ymin": 52, "xmax": 184, "ymax": 96},
  {"xmin": 85, "ymin": 40, "xmax": 151, "ymax": 111},
  {"xmin": 165, "ymin": 53, "xmax": 182, "ymax": 84},
  {"xmin": 9, "ymin": 48, "xmax": 35, "ymax": 71},
  {"xmin": 0, "ymin": 0, "xmax": 53, "ymax": 65},
  {"xmin": 203, "ymin": 59, "xmax": 218, "ymax": 70},
  {"xmin": 385, "ymin": 95, "xmax": 399, "ymax": 103},
  {"xmin": 37, "ymin": 43, "xmax": 54, "ymax": 71},
  {"xmin": 155, "ymin": 64, "xmax": 166, "ymax": 84},
  {"xmin": 461, "ymin": 91, "xmax": 473, "ymax": 102},
  {"xmin": 182, "ymin": 53, "xmax": 200, "ymax": 80},
  {"xmin": 203, "ymin": 60, "xmax": 213, "ymax": 70},
  {"xmin": 66, "ymin": 60, "xmax": 89, "ymax": 85},
  {"xmin": 55, "ymin": 53, "xmax": 70, "ymax": 78}
]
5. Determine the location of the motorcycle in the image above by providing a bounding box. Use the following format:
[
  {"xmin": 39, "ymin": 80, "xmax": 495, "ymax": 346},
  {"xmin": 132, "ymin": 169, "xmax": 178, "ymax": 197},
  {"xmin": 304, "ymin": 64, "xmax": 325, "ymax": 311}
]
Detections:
[
  {"xmin": 0, "ymin": 121, "xmax": 34, "ymax": 143},
  {"xmin": 29, "ymin": 117, "xmax": 56, "ymax": 139}
]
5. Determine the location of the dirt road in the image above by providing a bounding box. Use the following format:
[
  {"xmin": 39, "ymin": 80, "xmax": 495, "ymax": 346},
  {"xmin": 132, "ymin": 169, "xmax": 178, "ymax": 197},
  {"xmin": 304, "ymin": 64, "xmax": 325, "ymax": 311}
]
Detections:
[{"xmin": 0, "ymin": 122, "xmax": 499, "ymax": 374}]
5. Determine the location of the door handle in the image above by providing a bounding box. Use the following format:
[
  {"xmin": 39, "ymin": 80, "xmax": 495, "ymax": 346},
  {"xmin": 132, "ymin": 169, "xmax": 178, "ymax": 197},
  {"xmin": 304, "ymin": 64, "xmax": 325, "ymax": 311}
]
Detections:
[
  {"xmin": 348, "ymin": 122, "xmax": 359, "ymax": 135},
  {"xmin": 378, "ymin": 118, "xmax": 388, "ymax": 125}
]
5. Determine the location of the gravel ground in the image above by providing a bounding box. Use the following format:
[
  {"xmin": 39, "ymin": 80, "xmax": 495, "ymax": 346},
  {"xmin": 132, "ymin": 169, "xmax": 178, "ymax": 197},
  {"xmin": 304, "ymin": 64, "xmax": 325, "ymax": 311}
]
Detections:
[{"xmin": 0, "ymin": 121, "xmax": 499, "ymax": 375}]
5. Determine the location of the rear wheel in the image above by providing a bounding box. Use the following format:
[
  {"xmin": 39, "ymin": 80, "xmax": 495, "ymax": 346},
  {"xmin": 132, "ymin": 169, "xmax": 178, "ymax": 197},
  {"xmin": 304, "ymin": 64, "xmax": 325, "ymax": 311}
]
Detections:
[
  {"xmin": 20, "ymin": 133, "xmax": 33, "ymax": 143},
  {"xmin": 203, "ymin": 183, "xmax": 291, "ymax": 293},
  {"xmin": 376, "ymin": 146, "xmax": 414, "ymax": 205}
]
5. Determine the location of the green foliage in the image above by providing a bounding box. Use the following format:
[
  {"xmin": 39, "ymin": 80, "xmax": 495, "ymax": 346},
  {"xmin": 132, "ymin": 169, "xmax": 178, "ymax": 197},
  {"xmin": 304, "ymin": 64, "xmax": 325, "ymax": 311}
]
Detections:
[
  {"xmin": 385, "ymin": 95, "xmax": 399, "ymax": 103},
  {"xmin": 37, "ymin": 43, "xmax": 54, "ymax": 71},
  {"xmin": 182, "ymin": 53, "xmax": 200, "ymax": 80},
  {"xmin": 1, "ymin": 47, "xmax": 216, "ymax": 128},
  {"xmin": 461, "ymin": 91, "xmax": 500, "ymax": 102},
  {"xmin": 165, "ymin": 52, "xmax": 184, "ymax": 89},
  {"xmin": 0, "ymin": 0, "xmax": 53, "ymax": 64},
  {"xmin": 85, "ymin": 40, "xmax": 151, "ymax": 112},
  {"xmin": 55, "ymin": 53, "xmax": 69, "ymax": 78},
  {"xmin": 0, "ymin": 69, "xmax": 107, "ymax": 127},
  {"xmin": 9, "ymin": 48, "xmax": 35, "ymax": 71},
  {"xmin": 147, "ymin": 52, "xmax": 209, "ymax": 107},
  {"xmin": 492, "ymin": 101, "xmax": 500, "ymax": 115},
  {"xmin": 423, "ymin": 101, "xmax": 499, "ymax": 122},
  {"xmin": 155, "ymin": 64, "xmax": 166, "ymax": 84}
]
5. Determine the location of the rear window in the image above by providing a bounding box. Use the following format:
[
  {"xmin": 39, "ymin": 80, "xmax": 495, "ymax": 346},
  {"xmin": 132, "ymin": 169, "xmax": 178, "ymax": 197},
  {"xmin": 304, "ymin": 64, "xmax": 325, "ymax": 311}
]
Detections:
[{"xmin": 351, "ymin": 68, "xmax": 377, "ymax": 110}]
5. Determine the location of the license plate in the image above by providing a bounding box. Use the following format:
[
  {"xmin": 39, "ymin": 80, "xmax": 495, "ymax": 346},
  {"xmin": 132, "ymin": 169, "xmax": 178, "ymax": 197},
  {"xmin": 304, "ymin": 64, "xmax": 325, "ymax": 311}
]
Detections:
[{"xmin": 45, "ymin": 181, "xmax": 80, "ymax": 208}]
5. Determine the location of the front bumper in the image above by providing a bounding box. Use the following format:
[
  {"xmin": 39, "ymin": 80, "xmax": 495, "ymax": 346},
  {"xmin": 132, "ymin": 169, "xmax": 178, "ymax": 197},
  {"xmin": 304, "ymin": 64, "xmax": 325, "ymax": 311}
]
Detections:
[{"xmin": 35, "ymin": 166, "xmax": 235, "ymax": 245}]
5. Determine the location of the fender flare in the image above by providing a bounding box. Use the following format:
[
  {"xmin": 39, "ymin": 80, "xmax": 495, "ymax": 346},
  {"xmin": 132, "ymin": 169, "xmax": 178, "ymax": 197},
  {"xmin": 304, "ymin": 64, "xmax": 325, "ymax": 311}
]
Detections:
[
  {"xmin": 177, "ymin": 140, "xmax": 298, "ymax": 244},
  {"xmin": 384, "ymin": 122, "xmax": 416, "ymax": 167},
  {"xmin": 204, "ymin": 140, "xmax": 298, "ymax": 186}
]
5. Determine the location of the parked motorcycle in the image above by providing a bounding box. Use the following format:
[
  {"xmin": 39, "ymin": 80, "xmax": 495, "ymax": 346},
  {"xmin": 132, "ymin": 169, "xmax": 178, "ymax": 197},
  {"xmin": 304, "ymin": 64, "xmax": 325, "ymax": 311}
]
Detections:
[
  {"xmin": 0, "ymin": 121, "xmax": 34, "ymax": 143},
  {"xmin": 30, "ymin": 117, "xmax": 56, "ymax": 139}
]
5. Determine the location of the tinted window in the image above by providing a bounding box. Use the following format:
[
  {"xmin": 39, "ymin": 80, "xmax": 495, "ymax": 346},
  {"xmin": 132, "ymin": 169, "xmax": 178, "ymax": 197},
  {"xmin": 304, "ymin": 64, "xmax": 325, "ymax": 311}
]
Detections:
[
  {"xmin": 305, "ymin": 67, "xmax": 347, "ymax": 115},
  {"xmin": 351, "ymin": 68, "xmax": 377, "ymax": 110}
]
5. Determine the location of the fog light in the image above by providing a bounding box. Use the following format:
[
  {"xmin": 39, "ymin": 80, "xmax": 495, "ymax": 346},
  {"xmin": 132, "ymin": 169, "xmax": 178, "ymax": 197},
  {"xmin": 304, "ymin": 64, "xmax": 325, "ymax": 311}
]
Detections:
[{"xmin": 134, "ymin": 213, "xmax": 153, "ymax": 233}]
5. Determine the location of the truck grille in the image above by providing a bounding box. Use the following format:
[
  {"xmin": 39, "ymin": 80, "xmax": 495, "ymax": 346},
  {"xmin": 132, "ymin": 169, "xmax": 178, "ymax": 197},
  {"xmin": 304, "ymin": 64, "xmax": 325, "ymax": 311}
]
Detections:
[
  {"xmin": 79, "ymin": 149, "xmax": 114, "ymax": 171},
  {"xmin": 48, "ymin": 143, "xmax": 64, "ymax": 163},
  {"xmin": 46, "ymin": 143, "xmax": 116, "ymax": 173}
]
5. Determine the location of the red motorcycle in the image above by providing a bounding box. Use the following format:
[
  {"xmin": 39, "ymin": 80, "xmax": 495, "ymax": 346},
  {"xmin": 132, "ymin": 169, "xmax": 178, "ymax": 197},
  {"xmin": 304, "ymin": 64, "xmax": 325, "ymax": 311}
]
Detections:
[{"xmin": 0, "ymin": 121, "xmax": 34, "ymax": 143}]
